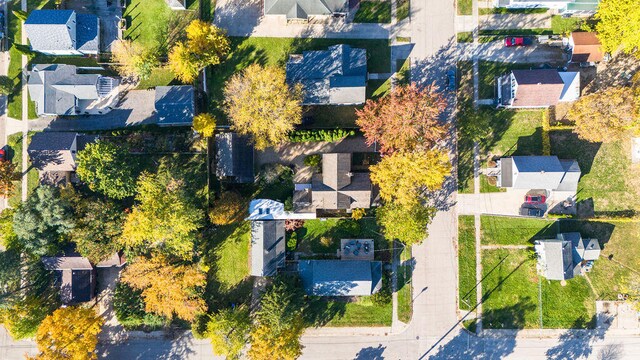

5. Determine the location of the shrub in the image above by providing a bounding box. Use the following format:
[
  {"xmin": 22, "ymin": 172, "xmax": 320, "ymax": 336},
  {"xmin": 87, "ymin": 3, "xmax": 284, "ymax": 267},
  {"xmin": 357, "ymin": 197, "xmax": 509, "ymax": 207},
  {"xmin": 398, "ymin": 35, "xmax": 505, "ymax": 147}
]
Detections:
[
  {"xmin": 287, "ymin": 232, "xmax": 298, "ymax": 252},
  {"xmin": 191, "ymin": 313, "xmax": 210, "ymax": 339},
  {"xmin": 209, "ymin": 192, "xmax": 245, "ymax": 225},
  {"xmin": 371, "ymin": 271, "xmax": 392, "ymax": 306},
  {"xmin": 303, "ymin": 154, "xmax": 322, "ymax": 168},
  {"xmin": 113, "ymin": 283, "xmax": 166, "ymax": 331},
  {"xmin": 288, "ymin": 129, "xmax": 356, "ymax": 143},
  {"xmin": 351, "ymin": 208, "xmax": 366, "ymax": 221},
  {"xmin": 259, "ymin": 163, "xmax": 293, "ymax": 185}
]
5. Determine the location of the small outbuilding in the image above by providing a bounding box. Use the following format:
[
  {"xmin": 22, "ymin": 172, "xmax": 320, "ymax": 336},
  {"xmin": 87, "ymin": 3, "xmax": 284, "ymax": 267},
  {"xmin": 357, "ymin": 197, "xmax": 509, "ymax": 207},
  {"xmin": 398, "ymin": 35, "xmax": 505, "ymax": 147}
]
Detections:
[
  {"xmin": 215, "ymin": 132, "xmax": 254, "ymax": 184},
  {"xmin": 155, "ymin": 86, "xmax": 195, "ymax": 126}
]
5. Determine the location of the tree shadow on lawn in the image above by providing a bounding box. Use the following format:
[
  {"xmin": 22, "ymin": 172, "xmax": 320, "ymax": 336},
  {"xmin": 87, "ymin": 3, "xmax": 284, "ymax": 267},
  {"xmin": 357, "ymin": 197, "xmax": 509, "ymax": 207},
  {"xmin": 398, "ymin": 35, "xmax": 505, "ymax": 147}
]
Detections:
[
  {"xmin": 304, "ymin": 296, "xmax": 348, "ymax": 328},
  {"xmin": 557, "ymin": 219, "xmax": 615, "ymax": 248},
  {"xmin": 549, "ymin": 130, "xmax": 601, "ymax": 177}
]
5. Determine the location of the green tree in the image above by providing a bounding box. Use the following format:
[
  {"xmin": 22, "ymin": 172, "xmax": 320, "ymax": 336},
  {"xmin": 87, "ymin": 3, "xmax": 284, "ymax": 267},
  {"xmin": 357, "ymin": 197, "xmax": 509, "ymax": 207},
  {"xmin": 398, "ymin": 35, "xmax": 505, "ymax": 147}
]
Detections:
[
  {"xmin": 0, "ymin": 208, "xmax": 17, "ymax": 248},
  {"xmin": 62, "ymin": 187, "xmax": 125, "ymax": 264},
  {"xmin": 376, "ymin": 201, "xmax": 436, "ymax": 245},
  {"xmin": 224, "ymin": 64, "xmax": 303, "ymax": 150},
  {"xmin": 595, "ymin": 0, "xmax": 640, "ymax": 55},
  {"xmin": 168, "ymin": 20, "xmax": 230, "ymax": 83},
  {"xmin": 248, "ymin": 276, "xmax": 306, "ymax": 360},
  {"xmin": 12, "ymin": 186, "xmax": 74, "ymax": 257},
  {"xmin": 569, "ymin": 87, "xmax": 639, "ymax": 143},
  {"xmin": 207, "ymin": 307, "xmax": 251, "ymax": 359},
  {"xmin": 370, "ymin": 150, "xmax": 451, "ymax": 207},
  {"xmin": 120, "ymin": 168, "xmax": 204, "ymax": 259},
  {"xmin": 76, "ymin": 141, "xmax": 138, "ymax": 199}
]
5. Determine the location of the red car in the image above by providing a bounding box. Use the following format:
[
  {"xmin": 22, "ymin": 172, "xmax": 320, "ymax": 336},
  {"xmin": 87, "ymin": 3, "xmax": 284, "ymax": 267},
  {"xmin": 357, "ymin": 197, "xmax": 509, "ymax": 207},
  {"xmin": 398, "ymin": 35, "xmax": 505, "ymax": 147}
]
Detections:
[
  {"xmin": 505, "ymin": 37, "xmax": 533, "ymax": 47},
  {"xmin": 0, "ymin": 149, "xmax": 6, "ymax": 161},
  {"xmin": 525, "ymin": 194, "xmax": 546, "ymax": 204}
]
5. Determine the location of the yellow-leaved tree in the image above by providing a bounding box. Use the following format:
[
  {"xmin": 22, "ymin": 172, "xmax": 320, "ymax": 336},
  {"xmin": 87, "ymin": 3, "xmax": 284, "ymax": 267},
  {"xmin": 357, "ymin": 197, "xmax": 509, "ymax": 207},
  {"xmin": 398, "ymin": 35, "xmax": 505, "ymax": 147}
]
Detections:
[
  {"xmin": 224, "ymin": 64, "xmax": 303, "ymax": 150},
  {"xmin": 370, "ymin": 149, "xmax": 451, "ymax": 207},
  {"xmin": 168, "ymin": 20, "xmax": 230, "ymax": 83},
  {"xmin": 120, "ymin": 169, "xmax": 203, "ymax": 259},
  {"xmin": 569, "ymin": 87, "xmax": 639, "ymax": 143},
  {"xmin": 121, "ymin": 256, "xmax": 207, "ymax": 321},
  {"xmin": 110, "ymin": 39, "xmax": 159, "ymax": 80},
  {"xmin": 595, "ymin": 0, "xmax": 640, "ymax": 55},
  {"xmin": 193, "ymin": 113, "xmax": 217, "ymax": 138},
  {"xmin": 29, "ymin": 306, "xmax": 104, "ymax": 360}
]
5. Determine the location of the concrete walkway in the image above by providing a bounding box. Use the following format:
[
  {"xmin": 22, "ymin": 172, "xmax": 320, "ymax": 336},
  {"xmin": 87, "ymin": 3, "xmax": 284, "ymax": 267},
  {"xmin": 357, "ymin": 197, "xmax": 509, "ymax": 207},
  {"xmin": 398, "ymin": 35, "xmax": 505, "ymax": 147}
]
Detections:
[{"xmin": 214, "ymin": 0, "xmax": 391, "ymax": 39}]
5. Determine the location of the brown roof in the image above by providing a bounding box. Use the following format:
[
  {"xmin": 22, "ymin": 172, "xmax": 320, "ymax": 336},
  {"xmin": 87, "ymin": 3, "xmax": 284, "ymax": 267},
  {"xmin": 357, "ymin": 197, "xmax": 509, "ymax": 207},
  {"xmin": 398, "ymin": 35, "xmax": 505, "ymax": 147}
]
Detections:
[
  {"xmin": 571, "ymin": 32, "xmax": 604, "ymax": 63},
  {"xmin": 512, "ymin": 70, "xmax": 564, "ymax": 107},
  {"xmin": 309, "ymin": 153, "xmax": 372, "ymax": 210},
  {"xmin": 28, "ymin": 132, "xmax": 77, "ymax": 172},
  {"xmin": 322, "ymin": 153, "xmax": 352, "ymax": 190}
]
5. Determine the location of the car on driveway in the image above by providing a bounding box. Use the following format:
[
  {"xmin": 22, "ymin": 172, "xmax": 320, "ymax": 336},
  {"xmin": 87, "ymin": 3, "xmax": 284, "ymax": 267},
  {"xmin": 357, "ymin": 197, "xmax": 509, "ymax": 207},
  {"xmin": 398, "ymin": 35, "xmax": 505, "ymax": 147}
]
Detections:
[
  {"xmin": 505, "ymin": 37, "xmax": 533, "ymax": 47},
  {"xmin": 525, "ymin": 194, "xmax": 546, "ymax": 204},
  {"xmin": 520, "ymin": 206, "xmax": 544, "ymax": 217}
]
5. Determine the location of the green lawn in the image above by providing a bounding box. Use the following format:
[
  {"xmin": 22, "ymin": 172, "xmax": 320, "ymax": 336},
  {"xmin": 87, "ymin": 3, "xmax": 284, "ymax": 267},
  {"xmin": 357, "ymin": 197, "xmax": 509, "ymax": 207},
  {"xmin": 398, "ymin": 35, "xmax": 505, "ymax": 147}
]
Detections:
[
  {"xmin": 397, "ymin": 264, "xmax": 412, "ymax": 323},
  {"xmin": 486, "ymin": 110, "xmax": 545, "ymax": 159},
  {"xmin": 208, "ymin": 37, "xmax": 391, "ymax": 118},
  {"xmin": 541, "ymin": 277, "xmax": 596, "ymax": 328},
  {"xmin": 479, "ymin": 8, "xmax": 549, "ymax": 15},
  {"xmin": 480, "ymin": 174, "xmax": 504, "ymax": 193},
  {"xmin": 136, "ymin": 68, "xmax": 176, "ymax": 89},
  {"xmin": 353, "ymin": 1, "xmax": 392, "ymax": 23},
  {"xmin": 551, "ymin": 15, "xmax": 586, "ymax": 36},
  {"xmin": 7, "ymin": 132, "xmax": 39, "ymax": 207},
  {"xmin": 457, "ymin": 0, "xmax": 472, "ymax": 15},
  {"xmin": 397, "ymin": 0, "xmax": 410, "ymax": 21},
  {"xmin": 456, "ymin": 61, "xmax": 474, "ymax": 193},
  {"xmin": 295, "ymin": 218, "xmax": 388, "ymax": 257},
  {"xmin": 458, "ymin": 216, "xmax": 477, "ymax": 310},
  {"xmin": 481, "ymin": 216, "xmax": 556, "ymax": 246},
  {"xmin": 550, "ymin": 131, "xmax": 640, "ymax": 214},
  {"xmin": 307, "ymin": 296, "xmax": 392, "ymax": 327},
  {"xmin": 457, "ymin": 32, "xmax": 473, "ymax": 43}
]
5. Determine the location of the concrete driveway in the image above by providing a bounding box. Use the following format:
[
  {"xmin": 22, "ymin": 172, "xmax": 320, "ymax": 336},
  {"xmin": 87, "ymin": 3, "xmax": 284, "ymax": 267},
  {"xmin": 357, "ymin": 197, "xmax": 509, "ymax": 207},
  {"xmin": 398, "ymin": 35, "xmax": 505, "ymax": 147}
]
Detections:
[
  {"xmin": 458, "ymin": 189, "xmax": 576, "ymax": 216},
  {"xmin": 214, "ymin": 0, "xmax": 390, "ymax": 39}
]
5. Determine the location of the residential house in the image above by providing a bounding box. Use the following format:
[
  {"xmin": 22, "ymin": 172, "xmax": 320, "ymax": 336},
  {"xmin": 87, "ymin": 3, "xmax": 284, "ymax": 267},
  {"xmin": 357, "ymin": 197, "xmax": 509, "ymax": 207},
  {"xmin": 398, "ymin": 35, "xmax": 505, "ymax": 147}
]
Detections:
[
  {"xmin": 494, "ymin": 0, "xmax": 600, "ymax": 15},
  {"xmin": 496, "ymin": 156, "xmax": 581, "ymax": 193},
  {"xmin": 264, "ymin": 0, "xmax": 350, "ymax": 21},
  {"xmin": 496, "ymin": 69, "xmax": 580, "ymax": 108},
  {"xmin": 28, "ymin": 132, "xmax": 97, "ymax": 185},
  {"xmin": 569, "ymin": 32, "xmax": 605, "ymax": 63},
  {"xmin": 165, "ymin": 0, "xmax": 187, "ymax": 10},
  {"xmin": 247, "ymin": 199, "xmax": 289, "ymax": 277},
  {"xmin": 215, "ymin": 132, "xmax": 254, "ymax": 184},
  {"xmin": 534, "ymin": 232, "xmax": 601, "ymax": 281},
  {"xmin": 154, "ymin": 86, "xmax": 195, "ymax": 126},
  {"xmin": 28, "ymin": 64, "xmax": 119, "ymax": 116},
  {"xmin": 293, "ymin": 153, "xmax": 373, "ymax": 214},
  {"xmin": 286, "ymin": 44, "xmax": 367, "ymax": 105},
  {"xmin": 298, "ymin": 260, "xmax": 383, "ymax": 296},
  {"xmin": 25, "ymin": 10, "xmax": 99, "ymax": 55},
  {"xmin": 42, "ymin": 256, "xmax": 96, "ymax": 304}
]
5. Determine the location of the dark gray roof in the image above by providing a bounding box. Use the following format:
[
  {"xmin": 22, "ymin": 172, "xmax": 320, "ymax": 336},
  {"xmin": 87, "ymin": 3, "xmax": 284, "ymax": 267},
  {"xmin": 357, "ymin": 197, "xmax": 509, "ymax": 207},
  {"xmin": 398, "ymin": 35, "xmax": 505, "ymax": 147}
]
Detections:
[
  {"xmin": 28, "ymin": 64, "xmax": 104, "ymax": 116},
  {"xmin": 298, "ymin": 260, "xmax": 382, "ymax": 296},
  {"xmin": 215, "ymin": 133, "xmax": 254, "ymax": 183},
  {"xmin": 286, "ymin": 45, "xmax": 367, "ymax": 105},
  {"xmin": 25, "ymin": 10, "xmax": 98, "ymax": 54},
  {"xmin": 155, "ymin": 86, "xmax": 195, "ymax": 125},
  {"xmin": 250, "ymin": 220, "xmax": 286, "ymax": 277},
  {"xmin": 42, "ymin": 256, "xmax": 94, "ymax": 304},
  {"xmin": 265, "ymin": 0, "xmax": 349, "ymax": 19},
  {"xmin": 501, "ymin": 156, "xmax": 581, "ymax": 191},
  {"xmin": 28, "ymin": 132, "xmax": 77, "ymax": 172}
]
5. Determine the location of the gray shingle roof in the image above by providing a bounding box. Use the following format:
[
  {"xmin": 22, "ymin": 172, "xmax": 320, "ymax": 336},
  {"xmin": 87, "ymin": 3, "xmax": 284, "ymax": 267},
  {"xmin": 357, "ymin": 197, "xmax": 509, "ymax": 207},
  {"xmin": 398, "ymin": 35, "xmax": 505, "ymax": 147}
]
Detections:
[
  {"xmin": 250, "ymin": 220, "xmax": 286, "ymax": 277},
  {"xmin": 298, "ymin": 260, "xmax": 382, "ymax": 296},
  {"xmin": 265, "ymin": 0, "xmax": 348, "ymax": 19},
  {"xmin": 215, "ymin": 133, "xmax": 254, "ymax": 183},
  {"xmin": 536, "ymin": 232, "xmax": 601, "ymax": 281},
  {"xmin": 28, "ymin": 64, "xmax": 104, "ymax": 116},
  {"xmin": 28, "ymin": 132, "xmax": 77, "ymax": 172},
  {"xmin": 25, "ymin": 10, "xmax": 98, "ymax": 54},
  {"xmin": 155, "ymin": 86, "xmax": 195, "ymax": 125},
  {"xmin": 500, "ymin": 156, "xmax": 581, "ymax": 191},
  {"xmin": 286, "ymin": 44, "xmax": 367, "ymax": 105}
]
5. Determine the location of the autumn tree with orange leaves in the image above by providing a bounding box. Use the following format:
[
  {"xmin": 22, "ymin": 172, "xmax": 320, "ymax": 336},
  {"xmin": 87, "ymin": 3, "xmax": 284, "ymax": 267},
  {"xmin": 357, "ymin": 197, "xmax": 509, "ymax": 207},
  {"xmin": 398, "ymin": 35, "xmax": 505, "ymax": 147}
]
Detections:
[{"xmin": 356, "ymin": 83, "xmax": 448, "ymax": 154}]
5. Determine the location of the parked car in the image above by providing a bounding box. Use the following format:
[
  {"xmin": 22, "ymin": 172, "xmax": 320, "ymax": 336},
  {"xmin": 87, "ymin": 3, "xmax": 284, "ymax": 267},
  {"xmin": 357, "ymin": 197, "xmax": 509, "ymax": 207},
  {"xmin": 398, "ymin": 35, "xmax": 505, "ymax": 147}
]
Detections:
[
  {"xmin": 505, "ymin": 37, "xmax": 533, "ymax": 47},
  {"xmin": 447, "ymin": 69, "xmax": 456, "ymax": 91},
  {"xmin": 520, "ymin": 206, "xmax": 544, "ymax": 217},
  {"xmin": 525, "ymin": 194, "xmax": 546, "ymax": 204},
  {"xmin": 0, "ymin": 148, "xmax": 6, "ymax": 161}
]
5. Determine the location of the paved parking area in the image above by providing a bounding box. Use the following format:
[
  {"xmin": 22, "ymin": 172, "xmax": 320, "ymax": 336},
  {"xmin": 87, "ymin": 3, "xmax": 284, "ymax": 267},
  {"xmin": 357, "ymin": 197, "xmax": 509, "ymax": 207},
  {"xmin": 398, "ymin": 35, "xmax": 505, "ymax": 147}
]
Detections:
[
  {"xmin": 214, "ymin": 0, "xmax": 390, "ymax": 38},
  {"xmin": 458, "ymin": 189, "xmax": 576, "ymax": 216}
]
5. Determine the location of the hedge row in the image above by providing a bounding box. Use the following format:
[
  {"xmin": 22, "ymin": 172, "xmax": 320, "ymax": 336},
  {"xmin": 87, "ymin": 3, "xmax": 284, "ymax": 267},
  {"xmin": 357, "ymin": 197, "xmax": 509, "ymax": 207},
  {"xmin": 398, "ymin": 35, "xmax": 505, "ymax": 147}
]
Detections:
[{"xmin": 288, "ymin": 129, "xmax": 356, "ymax": 143}]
